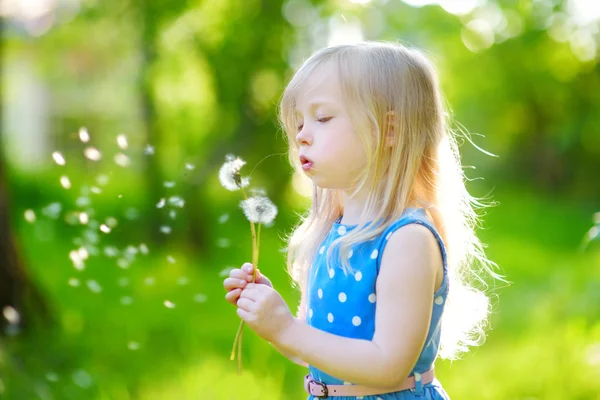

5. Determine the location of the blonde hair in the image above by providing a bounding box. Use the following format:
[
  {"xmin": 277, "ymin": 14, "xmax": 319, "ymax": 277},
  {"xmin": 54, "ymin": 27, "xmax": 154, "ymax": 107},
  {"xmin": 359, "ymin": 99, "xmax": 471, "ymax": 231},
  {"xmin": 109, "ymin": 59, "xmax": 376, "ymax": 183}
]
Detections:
[{"xmin": 279, "ymin": 41, "xmax": 501, "ymax": 360}]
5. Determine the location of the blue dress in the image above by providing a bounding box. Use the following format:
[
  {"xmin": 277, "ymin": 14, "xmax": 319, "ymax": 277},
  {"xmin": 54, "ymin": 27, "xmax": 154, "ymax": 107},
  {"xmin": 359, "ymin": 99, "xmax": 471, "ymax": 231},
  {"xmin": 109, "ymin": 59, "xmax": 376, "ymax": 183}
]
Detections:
[{"xmin": 305, "ymin": 208, "xmax": 450, "ymax": 399}]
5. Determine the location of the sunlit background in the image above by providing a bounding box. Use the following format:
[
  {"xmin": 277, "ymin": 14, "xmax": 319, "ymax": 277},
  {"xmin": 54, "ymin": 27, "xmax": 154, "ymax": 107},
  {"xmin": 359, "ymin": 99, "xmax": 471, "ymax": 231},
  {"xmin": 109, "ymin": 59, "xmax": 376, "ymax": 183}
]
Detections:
[{"xmin": 1, "ymin": 0, "xmax": 599, "ymax": 399}]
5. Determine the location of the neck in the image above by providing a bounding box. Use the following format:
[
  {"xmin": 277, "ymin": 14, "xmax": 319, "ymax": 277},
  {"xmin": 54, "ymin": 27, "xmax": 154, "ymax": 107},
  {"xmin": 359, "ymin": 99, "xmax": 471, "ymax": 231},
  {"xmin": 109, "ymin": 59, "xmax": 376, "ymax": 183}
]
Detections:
[{"xmin": 340, "ymin": 186, "xmax": 374, "ymax": 225}]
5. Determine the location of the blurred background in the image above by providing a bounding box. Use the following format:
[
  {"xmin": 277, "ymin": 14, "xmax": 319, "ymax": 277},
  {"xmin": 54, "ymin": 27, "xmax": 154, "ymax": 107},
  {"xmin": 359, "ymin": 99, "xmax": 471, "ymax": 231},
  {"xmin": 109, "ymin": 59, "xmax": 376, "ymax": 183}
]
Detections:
[{"xmin": 1, "ymin": 0, "xmax": 599, "ymax": 398}]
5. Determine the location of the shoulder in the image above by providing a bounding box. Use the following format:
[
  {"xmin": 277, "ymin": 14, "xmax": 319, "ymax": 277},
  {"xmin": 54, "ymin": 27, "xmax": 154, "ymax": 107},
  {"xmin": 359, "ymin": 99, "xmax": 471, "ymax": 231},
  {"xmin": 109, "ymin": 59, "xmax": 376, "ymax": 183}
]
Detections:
[{"xmin": 378, "ymin": 223, "xmax": 442, "ymax": 288}]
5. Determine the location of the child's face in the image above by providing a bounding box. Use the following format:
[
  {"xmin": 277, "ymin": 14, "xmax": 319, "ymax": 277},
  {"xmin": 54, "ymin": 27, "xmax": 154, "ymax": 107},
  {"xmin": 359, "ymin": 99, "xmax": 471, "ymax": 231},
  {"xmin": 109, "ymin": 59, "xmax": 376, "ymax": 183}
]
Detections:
[{"xmin": 294, "ymin": 62, "xmax": 367, "ymax": 192}]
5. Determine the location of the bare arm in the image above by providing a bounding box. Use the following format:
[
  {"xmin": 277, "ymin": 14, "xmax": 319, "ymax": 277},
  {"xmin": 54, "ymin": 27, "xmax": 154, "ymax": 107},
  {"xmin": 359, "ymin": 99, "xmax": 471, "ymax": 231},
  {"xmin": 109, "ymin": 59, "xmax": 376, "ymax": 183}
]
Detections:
[
  {"xmin": 269, "ymin": 283, "xmax": 309, "ymax": 368},
  {"xmin": 273, "ymin": 224, "xmax": 442, "ymax": 388}
]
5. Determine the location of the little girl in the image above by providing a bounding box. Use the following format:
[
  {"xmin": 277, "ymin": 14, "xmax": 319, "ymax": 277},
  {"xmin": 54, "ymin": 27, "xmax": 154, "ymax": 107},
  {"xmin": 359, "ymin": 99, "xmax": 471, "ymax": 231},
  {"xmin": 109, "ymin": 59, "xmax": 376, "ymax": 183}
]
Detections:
[{"xmin": 223, "ymin": 41, "xmax": 498, "ymax": 399}]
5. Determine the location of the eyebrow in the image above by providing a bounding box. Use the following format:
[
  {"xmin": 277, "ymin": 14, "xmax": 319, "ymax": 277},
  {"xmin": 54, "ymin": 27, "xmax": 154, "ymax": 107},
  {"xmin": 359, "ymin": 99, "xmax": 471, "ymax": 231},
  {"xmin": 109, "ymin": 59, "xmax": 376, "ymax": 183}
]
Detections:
[{"xmin": 294, "ymin": 100, "xmax": 336, "ymax": 114}]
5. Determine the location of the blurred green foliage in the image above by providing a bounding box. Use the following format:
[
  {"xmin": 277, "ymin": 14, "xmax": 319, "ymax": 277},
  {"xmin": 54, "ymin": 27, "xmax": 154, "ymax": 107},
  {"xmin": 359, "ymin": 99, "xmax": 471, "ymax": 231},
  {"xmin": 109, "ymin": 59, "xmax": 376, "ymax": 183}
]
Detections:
[{"xmin": 0, "ymin": 0, "xmax": 599, "ymax": 399}]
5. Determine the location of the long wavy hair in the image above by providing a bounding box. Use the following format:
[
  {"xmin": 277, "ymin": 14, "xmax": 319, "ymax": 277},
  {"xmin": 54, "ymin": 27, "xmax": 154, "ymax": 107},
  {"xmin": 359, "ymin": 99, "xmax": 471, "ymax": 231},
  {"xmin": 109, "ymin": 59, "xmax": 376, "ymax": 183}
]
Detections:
[{"xmin": 279, "ymin": 41, "xmax": 500, "ymax": 360}]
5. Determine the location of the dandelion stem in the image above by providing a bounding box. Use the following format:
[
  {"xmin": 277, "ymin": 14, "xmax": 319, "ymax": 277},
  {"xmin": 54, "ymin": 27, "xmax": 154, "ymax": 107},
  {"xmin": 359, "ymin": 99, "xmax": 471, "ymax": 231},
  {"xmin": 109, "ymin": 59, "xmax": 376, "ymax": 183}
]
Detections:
[{"xmin": 230, "ymin": 186, "xmax": 260, "ymax": 374}]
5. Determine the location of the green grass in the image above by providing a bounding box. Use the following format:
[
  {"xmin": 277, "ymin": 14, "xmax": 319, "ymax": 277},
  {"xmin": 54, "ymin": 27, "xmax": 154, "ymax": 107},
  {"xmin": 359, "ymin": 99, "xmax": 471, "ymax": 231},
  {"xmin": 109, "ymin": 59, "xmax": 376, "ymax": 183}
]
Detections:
[{"xmin": 1, "ymin": 187, "xmax": 599, "ymax": 399}]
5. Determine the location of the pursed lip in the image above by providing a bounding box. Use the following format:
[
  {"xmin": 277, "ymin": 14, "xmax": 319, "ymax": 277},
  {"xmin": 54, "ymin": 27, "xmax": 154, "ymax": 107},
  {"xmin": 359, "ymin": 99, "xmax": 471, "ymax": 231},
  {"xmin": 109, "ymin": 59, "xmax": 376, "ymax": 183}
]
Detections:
[{"xmin": 299, "ymin": 155, "xmax": 313, "ymax": 171}]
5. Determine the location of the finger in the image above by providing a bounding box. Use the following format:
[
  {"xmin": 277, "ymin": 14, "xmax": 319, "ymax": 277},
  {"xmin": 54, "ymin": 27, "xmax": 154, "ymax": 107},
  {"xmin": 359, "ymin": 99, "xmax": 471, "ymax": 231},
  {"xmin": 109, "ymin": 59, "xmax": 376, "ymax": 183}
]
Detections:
[
  {"xmin": 237, "ymin": 307, "xmax": 251, "ymax": 322},
  {"xmin": 239, "ymin": 285, "xmax": 264, "ymax": 301},
  {"xmin": 237, "ymin": 298, "xmax": 256, "ymax": 312},
  {"xmin": 229, "ymin": 268, "xmax": 250, "ymax": 281},
  {"xmin": 225, "ymin": 289, "xmax": 241, "ymax": 304},
  {"xmin": 242, "ymin": 263, "xmax": 255, "ymax": 275},
  {"xmin": 248, "ymin": 282, "xmax": 271, "ymax": 293},
  {"xmin": 223, "ymin": 277, "xmax": 247, "ymax": 291}
]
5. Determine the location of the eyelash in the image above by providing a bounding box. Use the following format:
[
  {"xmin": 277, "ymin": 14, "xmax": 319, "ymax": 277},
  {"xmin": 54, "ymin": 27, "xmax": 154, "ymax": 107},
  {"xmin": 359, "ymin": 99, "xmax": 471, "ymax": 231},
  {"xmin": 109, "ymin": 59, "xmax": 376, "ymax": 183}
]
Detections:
[{"xmin": 297, "ymin": 117, "xmax": 333, "ymax": 132}]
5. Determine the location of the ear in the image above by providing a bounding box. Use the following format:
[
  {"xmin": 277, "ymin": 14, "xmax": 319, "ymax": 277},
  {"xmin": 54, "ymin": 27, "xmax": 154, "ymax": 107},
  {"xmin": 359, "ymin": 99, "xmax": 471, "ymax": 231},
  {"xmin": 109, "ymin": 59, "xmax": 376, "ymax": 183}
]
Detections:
[{"xmin": 383, "ymin": 111, "xmax": 397, "ymax": 148}]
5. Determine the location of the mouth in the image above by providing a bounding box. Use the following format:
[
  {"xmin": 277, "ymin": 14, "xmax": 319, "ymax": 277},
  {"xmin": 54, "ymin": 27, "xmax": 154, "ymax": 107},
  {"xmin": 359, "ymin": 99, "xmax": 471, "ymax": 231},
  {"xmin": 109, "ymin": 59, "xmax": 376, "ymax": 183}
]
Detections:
[{"xmin": 299, "ymin": 155, "xmax": 313, "ymax": 171}]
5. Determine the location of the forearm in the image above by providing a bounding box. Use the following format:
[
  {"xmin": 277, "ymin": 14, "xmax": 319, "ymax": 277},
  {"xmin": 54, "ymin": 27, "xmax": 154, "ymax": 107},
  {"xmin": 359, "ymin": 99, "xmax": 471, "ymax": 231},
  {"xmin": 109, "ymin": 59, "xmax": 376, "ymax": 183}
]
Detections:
[
  {"xmin": 269, "ymin": 317, "xmax": 308, "ymax": 367},
  {"xmin": 276, "ymin": 320, "xmax": 401, "ymax": 388}
]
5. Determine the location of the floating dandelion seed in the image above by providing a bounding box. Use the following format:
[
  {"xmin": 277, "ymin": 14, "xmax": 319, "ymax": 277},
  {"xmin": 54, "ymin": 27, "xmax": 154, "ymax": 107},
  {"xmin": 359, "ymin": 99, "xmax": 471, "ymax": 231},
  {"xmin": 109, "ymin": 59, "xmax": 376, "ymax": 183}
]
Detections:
[
  {"xmin": 69, "ymin": 250, "xmax": 85, "ymax": 270},
  {"xmin": 79, "ymin": 212, "xmax": 89, "ymax": 224},
  {"xmin": 77, "ymin": 247, "xmax": 89, "ymax": 260},
  {"xmin": 167, "ymin": 255, "xmax": 176, "ymax": 264},
  {"xmin": 100, "ymin": 224, "xmax": 111, "ymax": 234},
  {"xmin": 114, "ymin": 153, "xmax": 131, "ymax": 167},
  {"xmin": 84, "ymin": 147, "xmax": 102, "ymax": 161},
  {"xmin": 68, "ymin": 278, "xmax": 81, "ymax": 287},
  {"xmin": 72, "ymin": 370, "xmax": 93, "ymax": 389},
  {"xmin": 125, "ymin": 207, "xmax": 140, "ymax": 220},
  {"xmin": 96, "ymin": 174, "xmax": 109, "ymax": 186},
  {"xmin": 83, "ymin": 229, "xmax": 99, "ymax": 244},
  {"xmin": 164, "ymin": 300, "xmax": 176, "ymax": 309},
  {"xmin": 118, "ymin": 277, "xmax": 129, "ymax": 287},
  {"xmin": 76, "ymin": 196, "xmax": 90, "ymax": 208},
  {"xmin": 144, "ymin": 145, "xmax": 155, "ymax": 155},
  {"xmin": 169, "ymin": 210, "xmax": 176, "ymax": 219},
  {"xmin": 240, "ymin": 196, "xmax": 278, "ymax": 224},
  {"xmin": 126, "ymin": 245, "xmax": 138, "ymax": 256},
  {"xmin": 144, "ymin": 277, "xmax": 155, "ymax": 285},
  {"xmin": 90, "ymin": 186, "xmax": 102, "ymax": 194},
  {"xmin": 219, "ymin": 154, "xmax": 250, "ymax": 191},
  {"xmin": 104, "ymin": 246, "xmax": 118, "ymax": 257},
  {"xmin": 160, "ymin": 226, "xmax": 172, "ymax": 234},
  {"xmin": 217, "ymin": 238, "xmax": 231, "ymax": 248},
  {"xmin": 87, "ymin": 280, "xmax": 102, "ymax": 293},
  {"xmin": 156, "ymin": 198, "xmax": 166, "ymax": 208},
  {"xmin": 185, "ymin": 163, "xmax": 195, "ymax": 170},
  {"xmin": 219, "ymin": 267, "xmax": 234, "ymax": 277},
  {"xmin": 60, "ymin": 176, "xmax": 71, "ymax": 189},
  {"xmin": 194, "ymin": 293, "xmax": 207, "ymax": 303},
  {"xmin": 105, "ymin": 217, "xmax": 118, "ymax": 228},
  {"xmin": 79, "ymin": 127, "xmax": 90, "ymax": 143},
  {"xmin": 139, "ymin": 243, "xmax": 149, "ymax": 254},
  {"xmin": 218, "ymin": 213, "xmax": 229, "ymax": 224},
  {"xmin": 64, "ymin": 211, "xmax": 79, "ymax": 225},
  {"xmin": 117, "ymin": 134, "xmax": 128, "ymax": 150},
  {"xmin": 164, "ymin": 181, "xmax": 175, "ymax": 188},
  {"xmin": 24, "ymin": 209, "xmax": 36, "ymax": 223},
  {"xmin": 127, "ymin": 341, "xmax": 139, "ymax": 350},
  {"xmin": 52, "ymin": 151, "xmax": 66, "ymax": 166},
  {"xmin": 117, "ymin": 259, "xmax": 129, "ymax": 269},
  {"xmin": 168, "ymin": 196, "xmax": 185, "ymax": 208},
  {"xmin": 3, "ymin": 306, "xmax": 20, "ymax": 325},
  {"xmin": 46, "ymin": 372, "xmax": 59, "ymax": 382},
  {"xmin": 177, "ymin": 276, "xmax": 189, "ymax": 285},
  {"xmin": 43, "ymin": 202, "xmax": 62, "ymax": 219},
  {"xmin": 121, "ymin": 296, "xmax": 133, "ymax": 305}
]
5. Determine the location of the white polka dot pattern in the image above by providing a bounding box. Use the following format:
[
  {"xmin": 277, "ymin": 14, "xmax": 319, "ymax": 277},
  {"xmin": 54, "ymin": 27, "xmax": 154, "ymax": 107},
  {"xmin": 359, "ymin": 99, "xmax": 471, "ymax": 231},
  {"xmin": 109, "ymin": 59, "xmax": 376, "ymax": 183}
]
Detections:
[
  {"xmin": 368, "ymin": 293, "xmax": 376, "ymax": 303},
  {"xmin": 338, "ymin": 292, "xmax": 347, "ymax": 303},
  {"xmin": 355, "ymin": 271, "xmax": 362, "ymax": 281},
  {"xmin": 352, "ymin": 316, "xmax": 361, "ymax": 326},
  {"xmin": 328, "ymin": 268, "xmax": 335, "ymax": 278},
  {"xmin": 309, "ymin": 308, "xmax": 313, "ymax": 318},
  {"xmin": 435, "ymin": 296, "xmax": 444, "ymax": 305},
  {"xmin": 319, "ymin": 246, "xmax": 325, "ymax": 254},
  {"xmin": 337, "ymin": 226, "xmax": 347, "ymax": 235},
  {"xmin": 327, "ymin": 313, "xmax": 334, "ymax": 323},
  {"xmin": 370, "ymin": 249, "xmax": 378, "ymax": 259},
  {"xmin": 317, "ymin": 288, "xmax": 323, "ymax": 299}
]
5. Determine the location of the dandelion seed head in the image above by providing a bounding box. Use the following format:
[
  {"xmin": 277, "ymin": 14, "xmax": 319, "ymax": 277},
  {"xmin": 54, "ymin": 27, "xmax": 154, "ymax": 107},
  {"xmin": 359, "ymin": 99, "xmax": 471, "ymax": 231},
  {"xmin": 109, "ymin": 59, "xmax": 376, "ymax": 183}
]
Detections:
[
  {"xmin": 3, "ymin": 306, "xmax": 20, "ymax": 325},
  {"xmin": 100, "ymin": 224, "xmax": 111, "ymax": 234},
  {"xmin": 185, "ymin": 163, "xmax": 195, "ymax": 170},
  {"xmin": 69, "ymin": 250, "xmax": 85, "ymax": 270},
  {"xmin": 127, "ymin": 341, "xmax": 139, "ymax": 350},
  {"xmin": 90, "ymin": 186, "xmax": 102, "ymax": 194},
  {"xmin": 240, "ymin": 196, "xmax": 278, "ymax": 224},
  {"xmin": 43, "ymin": 202, "xmax": 62, "ymax": 219},
  {"xmin": 164, "ymin": 181, "xmax": 175, "ymax": 188},
  {"xmin": 104, "ymin": 246, "xmax": 118, "ymax": 257},
  {"xmin": 156, "ymin": 198, "xmax": 166, "ymax": 208},
  {"xmin": 139, "ymin": 243, "xmax": 149, "ymax": 254},
  {"xmin": 160, "ymin": 226, "xmax": 172, "ymax": 234},
  {"xmin": 144, "ymin": 145, "xmax": 155, "ymax": 155},
  {"xmin": 117, "ymin": 258, "xmax": 130, "ymax": 269},
  {"xmin": 164, "ymin": 300, "xmax": 175, "ymax": 309},
  {"xmin": 219, "ymin": 154, "xmax": 250, "ymax": 191}
]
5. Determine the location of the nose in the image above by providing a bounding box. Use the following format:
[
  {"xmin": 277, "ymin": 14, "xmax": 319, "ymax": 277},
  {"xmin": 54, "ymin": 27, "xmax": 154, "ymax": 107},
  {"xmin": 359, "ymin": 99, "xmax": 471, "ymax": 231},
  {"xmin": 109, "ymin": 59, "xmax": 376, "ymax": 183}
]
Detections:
[{"xmin": 296, "ymin": 125, "xmax": 312, "ymax": 146}]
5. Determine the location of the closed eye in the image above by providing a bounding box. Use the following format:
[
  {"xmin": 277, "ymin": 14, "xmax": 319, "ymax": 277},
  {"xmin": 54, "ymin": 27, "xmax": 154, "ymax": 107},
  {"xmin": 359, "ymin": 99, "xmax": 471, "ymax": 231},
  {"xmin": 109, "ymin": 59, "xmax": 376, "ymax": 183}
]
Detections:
[{"xmin": 317, "ymin": 117, "xmax": 333, "ymax": 123}]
